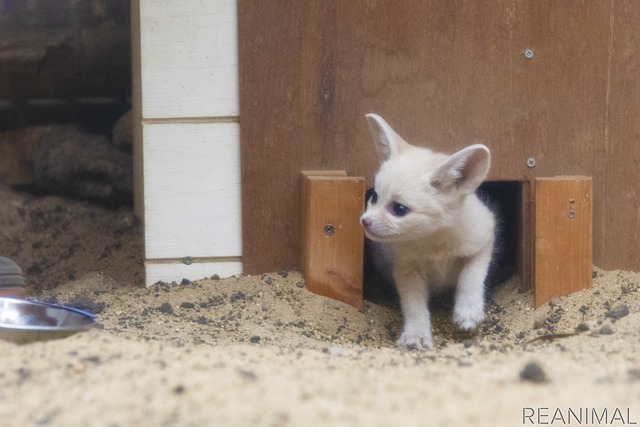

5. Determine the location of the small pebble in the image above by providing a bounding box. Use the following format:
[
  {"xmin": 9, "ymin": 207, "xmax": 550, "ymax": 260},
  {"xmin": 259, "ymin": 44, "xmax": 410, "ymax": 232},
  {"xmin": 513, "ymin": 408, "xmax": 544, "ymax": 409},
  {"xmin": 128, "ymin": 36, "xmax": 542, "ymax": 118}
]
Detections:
[
  {"xmin": 180, "ymin": 302, "xmax": 195, "ymax": 309},
  {"xmin": 549, "ymin": 297, "xmax": 562, "ymax": 307},
  {"xmin": 606, "ymin": 304, "xmax": 630, "ymax": 320},
  {"xmin": 628, "ymin": 369, "xmax": 640, "ymax": 382},
  {"xmin": 250, "ymin": 335, "xmax": 261, "ymax": 344},
  {"xmin": 158, "ymin": 303, "xmax": 174, "ymax": 315},
  {"xmin": 599, "ymin": 324, "xmax": 614, "ymax": 335},
  {"xmin": 463, "ymin": 339, "xmax": 475, "ymax": 348},
  {"xmin": 575, "ymin": 322, "xmax": 590, "ymax": 332},
  {"xmin": 520, "ymin": 362, "xmax": 547, "ymax": 383},
  {"xmin": 230, "ymin": 291, "xmax": 246, "ymax": 303},
  {"xmin": 296, "ymin": 281, "xmax": 305, "ymax": 289},
  {"xmin": 533, "ymin": 312, "xmax": 546, "ymax": 329},
  {"xmin": 237, "ymin": 368, "xmax": 257, "ymax": 381},
  {"xmin": 263, "ymin": 277, "xmax": 273, "ymax": 285}
]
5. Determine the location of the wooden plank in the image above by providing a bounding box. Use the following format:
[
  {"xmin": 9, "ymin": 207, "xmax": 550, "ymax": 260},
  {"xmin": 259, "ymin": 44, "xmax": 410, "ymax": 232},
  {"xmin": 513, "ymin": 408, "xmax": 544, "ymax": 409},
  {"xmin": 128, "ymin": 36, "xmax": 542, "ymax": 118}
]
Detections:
[
  {"xmin": 145, "ymin": 261, "xmax": 242, "ymax": 286},
  {"xmin": 143, "ymin": 122, "xmax": 242, "ymax": 259},
  {"xmin": 140, "ymin": 0, "xmax": 238, "ymax": 119},
  {"xmin": 598, "ymin": 0, "xmax": 640, "ymax": 270},
  {"xmin": 534, "ymin": 177, "xmax": 592, "ymax": 307},
  {"xmin": 239, "ymin": 1, "xmax": 338, "ymax": 273},
  {"xmin": 520, "ymin": 180, "xmax": 534, "ymax": 291},
  {"xmin": 238, "ymin": 1, "xmax": 515, "ymax": 274},
  {"xmin": 511, "ymin": 0, "xmax": 611, "ymax": 272},
  {"xmin": 239, "ymin": 0, "xmax": 640, "ymax": 275},
  {"xmin": 301, "ymin": 173, "xmax": 365, "ymax": 309},
  {"xmin": 131, "ymin": 0, "xmax": 145, "ymax": 220}
]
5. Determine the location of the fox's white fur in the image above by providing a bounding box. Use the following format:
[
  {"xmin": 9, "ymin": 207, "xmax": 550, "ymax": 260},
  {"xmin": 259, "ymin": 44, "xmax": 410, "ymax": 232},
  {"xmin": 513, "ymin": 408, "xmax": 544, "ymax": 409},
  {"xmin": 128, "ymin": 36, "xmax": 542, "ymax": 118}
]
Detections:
[{"xmin": 360, "ymin": 114, "xmax": 495, "ymax": 350}]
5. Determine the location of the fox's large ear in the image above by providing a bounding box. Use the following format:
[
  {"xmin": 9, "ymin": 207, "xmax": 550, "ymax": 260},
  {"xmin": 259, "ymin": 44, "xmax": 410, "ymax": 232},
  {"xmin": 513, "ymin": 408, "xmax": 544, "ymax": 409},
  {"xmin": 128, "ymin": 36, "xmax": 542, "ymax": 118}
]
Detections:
[
  {"xmin": 365, "ymin": 114, "xmax": 408, "ymax": 162},
  {"xmin": 431, "ymin": 144, "xmax": 491, "ymax": 194}
]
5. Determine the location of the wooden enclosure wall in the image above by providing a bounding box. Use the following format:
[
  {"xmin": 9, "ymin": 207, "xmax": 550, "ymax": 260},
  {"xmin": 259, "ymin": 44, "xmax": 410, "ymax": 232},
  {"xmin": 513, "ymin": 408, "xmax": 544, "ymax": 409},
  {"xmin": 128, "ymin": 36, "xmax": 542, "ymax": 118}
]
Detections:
[
  {"xmin": 133, "ymin": 1, "xmax": 242, "ymax": 285},
  {"xmin": 239, "ymin": 0, "xmax": 640, "ymax": 274}
]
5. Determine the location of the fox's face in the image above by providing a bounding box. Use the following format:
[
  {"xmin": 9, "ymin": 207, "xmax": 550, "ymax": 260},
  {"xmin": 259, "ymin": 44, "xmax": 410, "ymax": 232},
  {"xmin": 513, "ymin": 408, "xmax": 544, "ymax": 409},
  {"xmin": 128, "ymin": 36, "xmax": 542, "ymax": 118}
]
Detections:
[
  {"xmin": 361, "ymin": 148, "xmax": 452, "ymax": 242},
  {"xmin": 360, "ymin": 114, "xmax": 491, "ymax": 243}
]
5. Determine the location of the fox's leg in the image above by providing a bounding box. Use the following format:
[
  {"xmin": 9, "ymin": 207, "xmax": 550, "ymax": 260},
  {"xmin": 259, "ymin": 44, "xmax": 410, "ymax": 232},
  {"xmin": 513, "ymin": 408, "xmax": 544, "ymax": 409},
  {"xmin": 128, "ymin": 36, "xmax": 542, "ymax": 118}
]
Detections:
[
  {"xmin": 453, "ymin": 246, "xmax": 492, "ymax": 330},
  {"xmin": 394, "ymin": 268, "xmax": 432, "ymax": 350}
]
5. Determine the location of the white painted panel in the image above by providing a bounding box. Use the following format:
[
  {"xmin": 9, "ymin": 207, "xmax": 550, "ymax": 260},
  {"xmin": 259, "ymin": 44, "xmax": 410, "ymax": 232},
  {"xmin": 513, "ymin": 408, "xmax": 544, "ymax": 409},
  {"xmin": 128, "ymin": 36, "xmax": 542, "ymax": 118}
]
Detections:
[
  {"xmin": 140, "ymin": 0, "xmax": 238, "ymax": 118},
  {"xmin": 143, "ymin": 122, "xmax": 242, "ymax": 259},
  {"xmin": 145, "ymin": 261, "xmax": 243, "ymax": 286}
]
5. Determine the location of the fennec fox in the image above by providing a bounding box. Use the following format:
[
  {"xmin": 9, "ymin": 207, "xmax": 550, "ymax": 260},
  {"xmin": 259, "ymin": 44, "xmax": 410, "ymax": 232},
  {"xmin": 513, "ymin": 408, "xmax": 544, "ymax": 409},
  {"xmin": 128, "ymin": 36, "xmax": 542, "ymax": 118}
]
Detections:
[{"xmin": 360, "ymin": 114, "xmax": 495, "ymax": 350}]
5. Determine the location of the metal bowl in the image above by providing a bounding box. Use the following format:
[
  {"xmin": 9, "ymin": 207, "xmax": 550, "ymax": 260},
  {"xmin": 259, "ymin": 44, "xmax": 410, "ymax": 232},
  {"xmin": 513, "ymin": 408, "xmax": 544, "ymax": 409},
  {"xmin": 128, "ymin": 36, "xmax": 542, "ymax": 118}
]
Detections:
[{"xmin": 0, "ymin": 297, "xmax": 97, "ymax": 344}]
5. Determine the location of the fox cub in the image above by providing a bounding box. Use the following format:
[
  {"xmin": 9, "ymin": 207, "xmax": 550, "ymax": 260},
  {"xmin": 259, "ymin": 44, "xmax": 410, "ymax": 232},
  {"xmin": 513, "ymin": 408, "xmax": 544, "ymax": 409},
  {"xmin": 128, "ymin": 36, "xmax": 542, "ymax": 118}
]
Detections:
[{"xmin": 360, "ymin": 114, "xmax": 495, "ymax": 350}]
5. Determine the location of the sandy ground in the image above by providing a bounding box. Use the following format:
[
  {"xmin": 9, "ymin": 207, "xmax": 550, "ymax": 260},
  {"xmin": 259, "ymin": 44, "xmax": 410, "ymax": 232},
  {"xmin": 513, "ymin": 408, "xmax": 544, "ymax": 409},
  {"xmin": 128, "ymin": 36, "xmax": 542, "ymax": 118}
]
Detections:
[{"xmin": 1, "ymin": 183, "xmax": 639, "ymax": 426}]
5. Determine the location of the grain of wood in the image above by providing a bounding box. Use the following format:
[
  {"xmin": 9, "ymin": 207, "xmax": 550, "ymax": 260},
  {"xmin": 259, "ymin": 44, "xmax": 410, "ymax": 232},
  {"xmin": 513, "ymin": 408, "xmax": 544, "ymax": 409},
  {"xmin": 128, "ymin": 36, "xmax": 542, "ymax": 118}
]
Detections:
[
  {"xmin": 301, "ymin": 172, "xmax": 365, "ymax": 309},
  {"xmin": 240, "ymin": 1, "xmax": 640, "ymax": 274},
  {"xmin": 143, "ymin": 123, "xmax": 242, "ymax": 260},
  {"xmin": 534, "ymin": 177, "xmax": 593, "ymax": 307},
  {"xmin": 140, "ymin": 0, "xmax": 238, "ymax": 119}
]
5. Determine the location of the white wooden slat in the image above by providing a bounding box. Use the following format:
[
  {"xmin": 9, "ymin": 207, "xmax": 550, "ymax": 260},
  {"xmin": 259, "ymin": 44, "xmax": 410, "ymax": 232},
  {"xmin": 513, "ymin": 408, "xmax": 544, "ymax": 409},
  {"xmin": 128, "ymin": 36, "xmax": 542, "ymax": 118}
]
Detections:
[
  {"xmin": 145, "ymin": 261, "xmax": 243, "ymax": 286},
  {"xmin": 143, "ymin": 122, "xmax": 242, "ymax": 259},
  {"xmin": 140, "ymin": 0, "xmax": 238, "ymax": 119}
]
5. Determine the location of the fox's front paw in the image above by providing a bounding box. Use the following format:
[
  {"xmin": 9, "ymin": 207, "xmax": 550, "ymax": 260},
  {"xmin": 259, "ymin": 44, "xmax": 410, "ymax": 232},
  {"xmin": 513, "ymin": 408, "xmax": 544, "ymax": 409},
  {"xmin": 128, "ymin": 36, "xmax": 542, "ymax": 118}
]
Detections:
[
  {"xmin": 397, "ymin": 331, "xmax": 433, "ymax": 350},
  {"xmin": 453, "ymin": 304, "xmax": 484, "ymax": 330}
]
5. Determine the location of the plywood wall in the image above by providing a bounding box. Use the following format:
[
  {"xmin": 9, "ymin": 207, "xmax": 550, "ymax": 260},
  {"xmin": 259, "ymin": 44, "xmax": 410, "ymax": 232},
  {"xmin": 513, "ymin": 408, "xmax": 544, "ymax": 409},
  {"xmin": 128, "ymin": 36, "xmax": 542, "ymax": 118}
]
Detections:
[{"xmin": 239, "ymin": 0, "xmax": 640, "ymax": 274}]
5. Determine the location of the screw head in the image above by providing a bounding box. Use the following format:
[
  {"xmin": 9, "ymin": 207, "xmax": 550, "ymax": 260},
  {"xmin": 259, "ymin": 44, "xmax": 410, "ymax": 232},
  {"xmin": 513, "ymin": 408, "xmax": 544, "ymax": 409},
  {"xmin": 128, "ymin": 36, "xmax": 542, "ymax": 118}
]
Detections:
[
  {"xmin": 527, "ymin": 158, "xmax": 536, "ymax": 168},
  {"xmin": 323, "ymin": 224, "xmax": 336, "ymax": 236},
  {"xmin": 183, "ymin": 256, "xmax": 193, "ymax": 265},
  {"xmin": 568, "ymin": 210, "xmax": 577, "ymax": 220},
  {"xmin": 524, "ymin": 49, "xmax": 534, "ymax": 59}
]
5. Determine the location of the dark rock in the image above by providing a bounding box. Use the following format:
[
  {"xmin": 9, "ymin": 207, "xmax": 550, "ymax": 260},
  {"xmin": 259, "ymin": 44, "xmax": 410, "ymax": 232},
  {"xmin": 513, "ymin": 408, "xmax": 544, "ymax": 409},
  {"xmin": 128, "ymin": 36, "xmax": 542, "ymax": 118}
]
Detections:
[
  {"xmin": 33, "ymin": 128, "xmax": 132, "ymax": 206},
  {"xmin": 575, "ymin": 323, "xmax": 590, "ymax": 332},
  {"xmin": 463, "ymin": 339, "xmax": 475, "ymax": 348},
  {"xmin": 0, "ymin": 2, "xmax": 131, "ymax": 99},
  {"xmin": 158, "ymin": 303, "xmax": 174, "ymax": 315},
  {"xmin": 70, "ymin": 295, "xmax": 106, "ymax": 315},
  {"xmin": 250, "ymin": 335, "xmax": 261, "ymax": 344},
  {"xmin": 520, "ymin": 362, "xmax": 547, "ymax": 383},
  {"xmin": 112, "ymin": 110, "xmax": 132, "ymax": 152},
  {"xmin": 606, "ymin": 304, "xmax": 630, "ymax": 320},
  {"xmin": 180, "ymin": 302, "xmax": 195, "ymax": 309},
  {"xmin": 0, "ymin": 126, "xmax": 78, "ymax": 186},
  {"xmin": 230, "ymin": 291, "xmax": 246, "ymax": 303},
  {"xmin": 599, "ymin": 324, "xmax": 614, "ymax": 335}
]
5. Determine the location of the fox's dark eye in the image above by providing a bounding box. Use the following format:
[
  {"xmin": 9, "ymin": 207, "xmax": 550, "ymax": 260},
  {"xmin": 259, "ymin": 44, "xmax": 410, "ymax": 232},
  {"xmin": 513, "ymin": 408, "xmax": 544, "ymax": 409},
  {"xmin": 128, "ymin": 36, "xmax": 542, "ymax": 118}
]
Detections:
[
  {"xmin": 366, "ymin": 189, "xmax": 378, "ymax": 205},
  {"xmin": 392, "ymin": 203, "xmax": 410, "ymax": 217}
]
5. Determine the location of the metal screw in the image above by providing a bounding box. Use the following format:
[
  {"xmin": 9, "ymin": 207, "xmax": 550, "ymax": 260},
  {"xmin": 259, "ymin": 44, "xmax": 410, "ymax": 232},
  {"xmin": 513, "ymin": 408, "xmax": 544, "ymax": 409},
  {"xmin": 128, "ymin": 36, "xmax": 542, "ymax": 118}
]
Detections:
[
  {"xmin": 524, "ymin": 49, "xmax": 534, "ymax": 59},
  {"xmin": 568, "ymin": 199, "xmax": 576, "ymax": 219},
  {"xmin": 323, "ymin": 224, "xmax": 336, "ymax": 236},
  {"xmin": 527, "ymin": 158, "xmax": 536, "ymax": 168},
  {"xmin": 183, "ymin": 256, "xmax": 193, "ymax": 265}
]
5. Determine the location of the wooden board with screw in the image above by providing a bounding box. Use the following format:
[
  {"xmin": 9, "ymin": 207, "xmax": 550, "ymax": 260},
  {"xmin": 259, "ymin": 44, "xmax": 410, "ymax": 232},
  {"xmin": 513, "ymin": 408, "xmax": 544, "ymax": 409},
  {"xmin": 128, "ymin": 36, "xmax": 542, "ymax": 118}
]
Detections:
[
  {"xmin": 534, "ymin": 176, "xmax": 593, "ymax": 307},
  {"xmin": 300, "ymin": 171, "xmax": 365, "ymax": 309}
]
